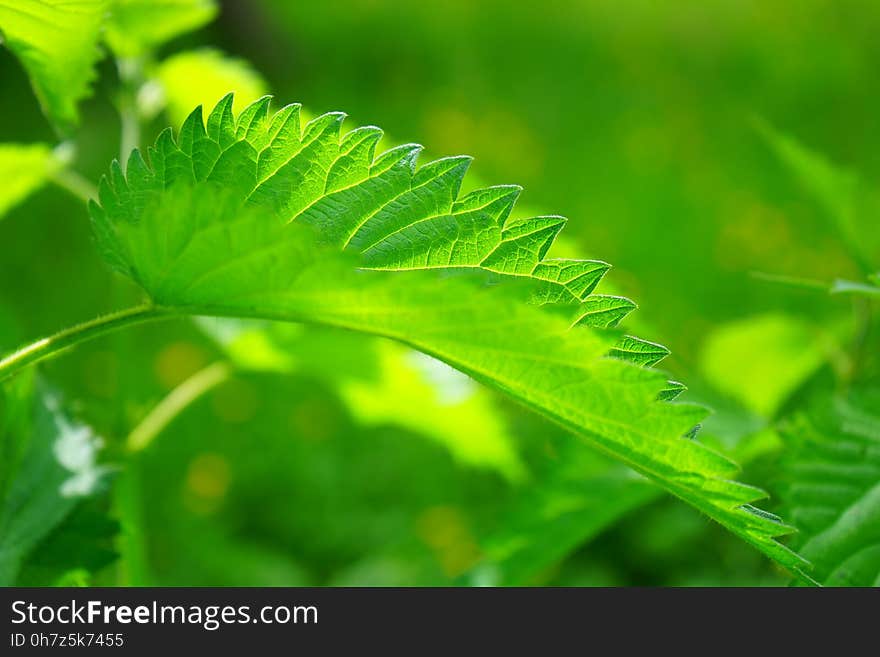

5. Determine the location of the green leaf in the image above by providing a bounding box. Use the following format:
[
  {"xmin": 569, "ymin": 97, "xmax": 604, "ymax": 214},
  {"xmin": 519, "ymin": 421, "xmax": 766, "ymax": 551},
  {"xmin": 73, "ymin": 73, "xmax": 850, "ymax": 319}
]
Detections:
[
  {"xmin": 105, "ymin": 0, "xmax": 217, "ymax": 58},
  {"xmin": 0, "ymin": 143, "xmax": 58, "ymax": 220},
  {"xmin": 202, "ymin": 315, "xmax": 668, "ymax": 579},
  {"xmin": 14, "ymin": 503, "xmax": 118, "ymax": 586},
  {"xmin": 200, "ymin": 319, "xmax": 526, "ymax": 480},
  {"xmin": 700, "ymin": 314, "xmax": 830, "ymax": 418},
  {"xmin": 779, "ymin": 392, "xmax": 880, "ymax": 586},
  {"xmin": 758, "ymin": 120, "xmax": 879, "ymax": 270},
  {"xmin": 88, "ymin": 95, "xmax": 809, "ymax": 578},
  {"xmin": 153, "ymin": 49, "xmax": 268, "ymax": 127},
  {"xmin": 0, "ymin": 379, "xmax": 110, "ymax": 585},
  {"xmin": 479, "ymin": 443, "xmax": 659, "ymax": 585},
  {"xmin": 0, "ymin": 0, "xmax": 107, "ymax": 132}
]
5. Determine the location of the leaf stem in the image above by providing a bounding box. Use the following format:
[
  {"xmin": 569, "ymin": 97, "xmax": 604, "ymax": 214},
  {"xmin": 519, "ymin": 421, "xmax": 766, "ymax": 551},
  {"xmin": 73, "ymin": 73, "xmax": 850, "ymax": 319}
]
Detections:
[
  {"xmin": 120, "ymin": 106, "xmax": 141, "ymax": 167},
  {"xmin": 50, "ymin": 167, "xmax": 99, "ymax": 203},
  {"xmin": 116, "ymin": 57, "xmax": 144, "ymax": 167},
  {"xmin": 749, "ymin": 270, "xmax": 830, "ymax": 292},
  {"xmin": 127, "ymin": 361, "xmax": 232, "ymax": 452},
  {"xmin": 113, "ymin": 464, "xmax": 151, "ymax": 586},
  {"xmin": 0, "ymin": 305, "xmax": 170, "ymax": 382}
]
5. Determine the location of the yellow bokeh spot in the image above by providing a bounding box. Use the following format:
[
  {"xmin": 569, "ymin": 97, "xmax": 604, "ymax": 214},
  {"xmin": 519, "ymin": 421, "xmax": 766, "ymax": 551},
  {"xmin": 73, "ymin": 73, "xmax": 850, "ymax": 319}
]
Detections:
[
  {"xmin": 154, "ymin": 341, "xmax": 209, "ymax": 389},
  {"xmin": 184, "ymin": 452, "xmax": 231, "ymax": 515},
  {"xmin": 416, "ymin": 506, "xmax": 481, "ymax": 577}
]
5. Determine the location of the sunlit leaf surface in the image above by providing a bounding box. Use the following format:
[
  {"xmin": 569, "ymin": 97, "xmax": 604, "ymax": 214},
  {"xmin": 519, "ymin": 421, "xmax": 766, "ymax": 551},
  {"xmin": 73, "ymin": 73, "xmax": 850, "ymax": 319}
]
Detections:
[
  {"xmin": 88, "ymin": 95, "xmax": 809, "ymax": 577},
  {"xmin": 0, "ymin": 0, "xmax": 107, "ymax": 131}
]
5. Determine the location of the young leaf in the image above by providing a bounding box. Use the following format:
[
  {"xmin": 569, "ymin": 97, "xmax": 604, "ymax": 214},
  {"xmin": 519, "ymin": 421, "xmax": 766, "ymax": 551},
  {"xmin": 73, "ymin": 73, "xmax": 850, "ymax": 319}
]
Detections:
[
  {"xmin": 0, "ymin": 143, "xmax": 58, "ymax": 220},
  {"xmin": 85, "ymin": 95, "xmax": 809, "ymax": 578},
  {"xmin": 105, "ymin": 0, "xmax": 217, "ymax": 58},
  {"xmin": 153, "ymin": 49, "xmax": 268, "ymax": 126},
  {"xmin": 778, "ymin": 392, "xmax": 880, "ymax": 586},
  {"xmin": 0, "ymin": 0, "xmax": 107, "ymax": 132}
]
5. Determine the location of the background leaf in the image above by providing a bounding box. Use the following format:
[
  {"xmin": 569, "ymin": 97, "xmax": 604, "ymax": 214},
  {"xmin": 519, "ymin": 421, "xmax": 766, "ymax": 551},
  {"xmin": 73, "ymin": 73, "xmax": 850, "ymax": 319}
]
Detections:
[
  {"xmin": 105, "ymin": 0, "xmax": 218, "ymax": 58},
  {"xmin": 0, "ymin": 378, "xmax": 111, "ymax": 585},
  {"xmin": 759, "ymin": 120, "xmax": 880, "ymax": 271},
  {"xmin": 0, "ymin": 143, "xmax": 57, "ymax": 220},
  {"xmin": 778, "ymin": 392, "xmax": 880, "ymax": 586},
  {"xmin": 699, "ymin": 314, "xmax": 833, "ymax": 418},
  {"xmin": 200, "ymin": 320, "xmax": 526, "ymax": 480},
  {"xmin": 152, "ymin": 49, "xmax": 268, "ymax": 126},
  {"xmin": 0, "ymin": 0, "xmax": 107, "ymax": 132}
]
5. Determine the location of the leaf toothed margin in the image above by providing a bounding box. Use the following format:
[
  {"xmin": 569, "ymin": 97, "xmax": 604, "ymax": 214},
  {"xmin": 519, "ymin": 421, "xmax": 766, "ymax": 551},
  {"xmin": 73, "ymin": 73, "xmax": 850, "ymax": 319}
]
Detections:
[{"xmin": 89, "ymin": 94, "xmax": 813, "ymax": 581}]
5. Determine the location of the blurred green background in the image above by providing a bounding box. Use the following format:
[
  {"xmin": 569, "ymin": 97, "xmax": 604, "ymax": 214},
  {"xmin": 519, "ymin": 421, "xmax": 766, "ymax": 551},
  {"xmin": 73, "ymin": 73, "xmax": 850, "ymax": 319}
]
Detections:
[{"xmin": 1, "ymin": 0, "xmax": 877, "ymax": 586}]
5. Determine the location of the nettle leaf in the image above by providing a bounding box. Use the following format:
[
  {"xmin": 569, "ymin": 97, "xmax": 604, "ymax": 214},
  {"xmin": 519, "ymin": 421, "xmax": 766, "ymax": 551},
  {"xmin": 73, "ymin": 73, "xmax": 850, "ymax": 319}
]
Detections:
[
  {"xmin": 0, "ymin": 0, "xmax": 107, "ymax": 132},
  {"xmin": 105, "ymin": 0, "xmax": 217, "ymax": 58},
  {"xmin": 779, "ymin": 392, "xmax": 880, "ymax": 586},
  {"xmin": 0, "ymin": 143, "xmax": 59, "ymax": 220},
  {"xmin": 89, "ymin": 95, "xmax": 809, "ymax": 578},
  {"xmin": 478, "ymin": 444, "xmax": 659, "ymax": 585}
]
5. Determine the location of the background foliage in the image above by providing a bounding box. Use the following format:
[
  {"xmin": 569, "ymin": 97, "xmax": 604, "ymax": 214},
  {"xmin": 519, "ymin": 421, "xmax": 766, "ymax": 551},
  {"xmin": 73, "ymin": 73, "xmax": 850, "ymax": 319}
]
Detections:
[{"xmin": 0, "ymin": 0, "xmax": 877, "ymax": 586}]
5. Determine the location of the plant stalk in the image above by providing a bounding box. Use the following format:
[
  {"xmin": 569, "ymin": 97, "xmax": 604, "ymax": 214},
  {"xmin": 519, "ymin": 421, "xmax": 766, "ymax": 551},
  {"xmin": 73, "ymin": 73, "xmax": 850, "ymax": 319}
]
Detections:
[
  {"xmin": 116, "ymin": 57, "xmax": 144, "ymax": 167},
  {"xmin": 127, "ymin": 361, "xmax": 232, "ymax": 452},
  {"xmin": 50, "ymin": 167, "xmax": 99, "ymax": 203},
  {"xmin": 0, "ymin": 305, "xmax": 170, "ymax": 382}
]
